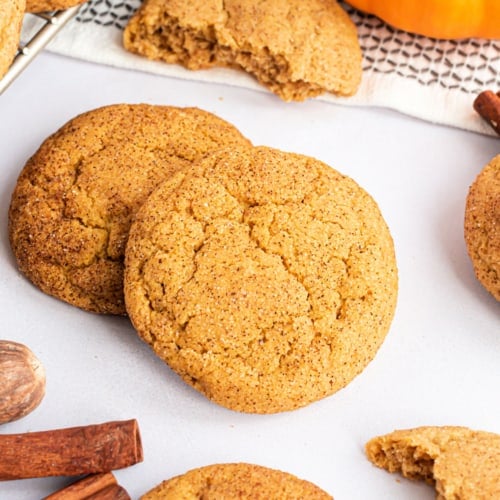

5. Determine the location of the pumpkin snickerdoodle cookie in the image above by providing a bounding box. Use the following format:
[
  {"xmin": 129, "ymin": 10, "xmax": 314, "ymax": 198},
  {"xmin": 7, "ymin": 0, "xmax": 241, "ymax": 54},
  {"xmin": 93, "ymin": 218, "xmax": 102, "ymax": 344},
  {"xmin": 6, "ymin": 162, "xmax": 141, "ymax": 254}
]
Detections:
[
  {"xmin": 8, "ymin": 104, "xmax": 250, "ymax": 314},
  {"xmin": 123, "ymin": 0, "xmax": 362, "ymax": 102},
  {"xmin": 0, "ymin": 0, "xmax": 24, "ymax": 80},
  {"xmin": 25, "ymin": 0, "xmax": 86, "ymax": 13},
  {"xmin": 464, "ymin": 154, "xmax": 500, "ymax": 301},
  {"xmin": 141, "ymin": 463, "xmax": 333, "ymax": 499},
  {"xmin": 124, "ymin": 146, "xmax": 398, "ymax": 413},
  {"xmin": 366, "ymin": 426, "xmax": 500, "ymax": 499}
]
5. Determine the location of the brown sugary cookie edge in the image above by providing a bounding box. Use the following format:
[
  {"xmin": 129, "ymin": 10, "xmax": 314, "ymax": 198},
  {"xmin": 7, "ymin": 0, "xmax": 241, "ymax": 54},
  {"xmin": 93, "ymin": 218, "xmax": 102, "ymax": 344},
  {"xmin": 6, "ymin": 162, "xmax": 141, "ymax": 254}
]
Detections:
[
  {"xmin": 8, "ymin": 103, "xmax": 251, "ymax": 315},
  {"xmin": 141, "ymin": 463, "xmax": 333, "ymax": 499},
  {"xmin": 124, "ymin": 146, "xmax": 398, "ymax": 413},
  {"xmin": 464, "ymin": 154, "xmax": 500, "ymax": 301}
]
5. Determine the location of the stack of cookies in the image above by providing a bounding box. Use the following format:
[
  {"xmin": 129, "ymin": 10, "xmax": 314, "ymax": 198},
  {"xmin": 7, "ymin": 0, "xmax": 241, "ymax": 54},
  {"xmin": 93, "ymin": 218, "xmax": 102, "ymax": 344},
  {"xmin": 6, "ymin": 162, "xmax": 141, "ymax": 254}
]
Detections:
[
  {"xmin": 9, "ymin": 103, "xmax": 398, "ymax": 414},
  {"xmin": 8, "ymin": 105, "xmax": 500, "ymax": 498},
  {"xmin": 4, "ymin": 1, "xmax": 500, "ymax": 497},
  {"xmin": 464, "ymin": 154, "xmax": 500, "ymax": 301}
]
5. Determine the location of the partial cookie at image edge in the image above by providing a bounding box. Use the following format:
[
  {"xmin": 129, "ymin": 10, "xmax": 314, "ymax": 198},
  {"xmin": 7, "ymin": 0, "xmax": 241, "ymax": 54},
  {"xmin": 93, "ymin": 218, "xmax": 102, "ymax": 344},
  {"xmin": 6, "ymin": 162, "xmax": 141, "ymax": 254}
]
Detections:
[{"xmin": 464, "ymin": 154, "xmax": 500, "ymax": 302}]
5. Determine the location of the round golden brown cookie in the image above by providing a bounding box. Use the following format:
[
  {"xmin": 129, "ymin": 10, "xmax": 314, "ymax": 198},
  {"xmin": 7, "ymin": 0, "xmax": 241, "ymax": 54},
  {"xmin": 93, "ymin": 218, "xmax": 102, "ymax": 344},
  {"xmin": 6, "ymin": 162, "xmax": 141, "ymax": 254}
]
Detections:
[
  {"xmin": 366, "ymin": 426, "xmax": 500, "ymax": 499},
  {"xmin": 25, "ymin": 0, "xmax": 86, "ymax": 13},
  {"xmin": 8, "ymin": 104, "xmax": 251, "ymax": 314},
  {"xmin": 124, "ymin": 146, "xmax": 398, "ymax": 413},
  {"xmin": 141, "ymin": 463, "xmax": 333, "ymax": 499},
  {"xmin": 464, "ymin": 154, "xmax": 500, "ymax": 301},
  {"xmin": 0, "ymin": 0, "xmax": 25, "ymax": 80}
]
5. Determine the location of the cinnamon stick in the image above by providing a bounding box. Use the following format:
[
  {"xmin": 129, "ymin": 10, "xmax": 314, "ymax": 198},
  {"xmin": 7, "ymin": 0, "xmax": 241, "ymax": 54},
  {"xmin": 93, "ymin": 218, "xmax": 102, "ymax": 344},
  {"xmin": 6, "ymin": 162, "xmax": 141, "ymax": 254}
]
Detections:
[
  {"xmin": 43, "ymin": 473, "xmax": 131, "ymax": 500},
  {"xmin": 86, "ymin": 484, "xmax": 131, "ymax": 500},
  {"xmin": 0, "ymin": 419, "xmax": 143, "ymax": 481},
  {"xmin": 473, "ymin": 90, "xmax": 500, "ymax": 136}
]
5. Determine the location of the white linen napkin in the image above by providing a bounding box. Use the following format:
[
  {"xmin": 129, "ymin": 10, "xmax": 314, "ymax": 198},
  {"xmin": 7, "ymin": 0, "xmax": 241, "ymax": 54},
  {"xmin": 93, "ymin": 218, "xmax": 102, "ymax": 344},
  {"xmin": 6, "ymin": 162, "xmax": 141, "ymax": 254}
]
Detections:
[{"xmin": 39, "ymin": 0, "xmax": 500, "ymax": 136}]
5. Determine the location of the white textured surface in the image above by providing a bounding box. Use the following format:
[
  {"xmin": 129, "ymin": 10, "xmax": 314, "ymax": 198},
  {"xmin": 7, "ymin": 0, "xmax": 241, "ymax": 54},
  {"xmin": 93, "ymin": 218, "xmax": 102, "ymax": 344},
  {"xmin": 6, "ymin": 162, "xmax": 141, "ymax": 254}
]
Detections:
[{"xmin": 0, "ymin": 51, "xmax": 499, "ymax": 500}]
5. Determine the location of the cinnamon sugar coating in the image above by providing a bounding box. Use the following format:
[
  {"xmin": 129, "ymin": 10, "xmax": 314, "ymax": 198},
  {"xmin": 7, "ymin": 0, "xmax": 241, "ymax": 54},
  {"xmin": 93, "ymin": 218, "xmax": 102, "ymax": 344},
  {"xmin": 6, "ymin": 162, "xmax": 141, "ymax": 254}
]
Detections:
[
  {"xmin": 366, "ymin": 426, "xmax": 500, "ymax": 499},
  {"xmin": 8, "ymin": 104, "xmax": 250, "ymax": 314},
  {"xmin": 125, "ymin": 146, "xmax": 398, "ymax": 413},
  {"xmin": 141, "ymin": 463, "xmax": 332, "ymax": 499}
]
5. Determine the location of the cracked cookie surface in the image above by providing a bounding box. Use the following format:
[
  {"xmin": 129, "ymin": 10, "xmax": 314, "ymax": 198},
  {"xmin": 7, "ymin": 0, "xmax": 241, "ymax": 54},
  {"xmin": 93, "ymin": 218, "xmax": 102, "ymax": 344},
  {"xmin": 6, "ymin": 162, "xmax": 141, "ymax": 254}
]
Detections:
[
  {"xmin": 366, "ymin": 426, "xmax": 500, "ymax": 499},
  {"xmin": 141, "ymin": 462, "xmax": 332, "ymax": 499},
  {"xmin": 464, "ymin": 154, "xmax": 500, "ymax": 301},
  {"xmin": 8, "ymin": 104, "xmax": 250, "ymax": 314},
  {"xmin": 124, "ymin": 146, "xmax": 398, "ymax": 413},
  {"xmin": 123, "ymin": 0, "xmax": 362, "ymax": 101}
]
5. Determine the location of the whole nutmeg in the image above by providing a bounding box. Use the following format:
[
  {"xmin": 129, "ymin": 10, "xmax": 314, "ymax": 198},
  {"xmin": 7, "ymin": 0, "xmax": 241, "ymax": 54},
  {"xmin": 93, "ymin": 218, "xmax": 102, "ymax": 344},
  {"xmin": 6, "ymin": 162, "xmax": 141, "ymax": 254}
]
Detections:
[{"xmin": 0, "ymin": 340, "xmax": 46, "ymax": 424}]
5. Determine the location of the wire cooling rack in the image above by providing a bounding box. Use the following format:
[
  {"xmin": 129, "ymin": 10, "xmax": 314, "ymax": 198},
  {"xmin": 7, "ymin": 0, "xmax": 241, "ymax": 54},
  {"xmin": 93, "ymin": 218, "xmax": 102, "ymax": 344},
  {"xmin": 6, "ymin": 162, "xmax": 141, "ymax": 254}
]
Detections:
[{"xmin": 0, "ymin": 5, "xmax": 81, "ymax": 95}]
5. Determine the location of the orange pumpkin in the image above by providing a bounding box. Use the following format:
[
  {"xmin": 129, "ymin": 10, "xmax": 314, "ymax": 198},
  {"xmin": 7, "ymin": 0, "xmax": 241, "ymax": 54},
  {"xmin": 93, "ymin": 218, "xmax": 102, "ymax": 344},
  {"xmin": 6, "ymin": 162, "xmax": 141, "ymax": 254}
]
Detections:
[{"xmin": 346, "ymin": 0, "xmax": 500, "ymax": 39}]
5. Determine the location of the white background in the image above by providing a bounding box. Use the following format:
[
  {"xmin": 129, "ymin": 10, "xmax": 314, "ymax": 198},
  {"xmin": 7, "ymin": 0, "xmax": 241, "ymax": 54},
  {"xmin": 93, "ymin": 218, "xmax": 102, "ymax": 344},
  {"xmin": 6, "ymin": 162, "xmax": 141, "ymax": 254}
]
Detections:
[{"xmin": 0, "ymin": 51, "xmax": 499, "ymax": 499}]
